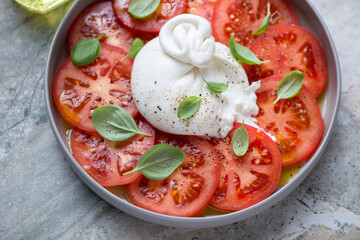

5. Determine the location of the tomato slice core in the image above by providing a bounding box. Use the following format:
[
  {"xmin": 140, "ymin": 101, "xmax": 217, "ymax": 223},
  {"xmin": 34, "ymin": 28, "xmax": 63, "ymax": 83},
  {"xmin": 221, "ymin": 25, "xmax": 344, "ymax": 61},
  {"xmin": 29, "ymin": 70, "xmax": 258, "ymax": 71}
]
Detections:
[
  {"xmin": 209, "ymin": 123, "xmax": 282, "ymax": 211},
  {"xmin": 254, "ymin": 77, "xmax": 324, "ymax": 167},
  {"xmin": 68, "ymin": 1, "xmax": 135, "ymax": 53},
  {"xmin": 113, "ymin": 0, "xmax": 186, "ymax": 35},
  {"xmin": 185, "ymin": 0, "xmax": 214, "ymax": 21},
  {"xmin": 53, "ymin": 44, "xmax": 138, "ymax": 132},
  {"xmin": 71, "ymin": 117, "xmax": 155, "ymax": 186},
  {"xmin": 126, "ymin": 133, "xmax": 220, "ymax": 217},
  {"xmin": 244, "ymin": 24, "xmax": 327, "ymax": 98},
  {"xmin": 212, "ymin": 0, "xmax": 298, "ymax": 46}
]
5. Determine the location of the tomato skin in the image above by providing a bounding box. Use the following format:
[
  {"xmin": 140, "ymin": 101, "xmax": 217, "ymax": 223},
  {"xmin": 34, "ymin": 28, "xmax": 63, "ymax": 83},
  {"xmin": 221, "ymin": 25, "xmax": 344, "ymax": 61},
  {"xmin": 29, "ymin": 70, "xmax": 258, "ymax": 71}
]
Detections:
[
  {"xmin": 53, "ymin": 44, "xmax": 138, "ymax": 132},
  {"xmin": 209, "ymin": 123, "xmax": 282, "ymax": 211},
  {"xmin": 113, "ymin": 0, "xmax": 186, "ymax": 35},
  {"xmin": 126, "ymin": 133, "xmax": 220, "ymax": 217},
  {"xmin": 186, "ymin": 0, "xmax": 214, "ymax": 21},
  {"xmin": 68, "ymin": 1, "xmax": 135, "ymax": 53},
  {"xmin": 244, "ymin": 24, "xmax": 327, "ymax": 98},
  {"xmin": 71, "ymin": 118, "xmax": 155, "ymax": 186},
  {"xmin": 255, "ymin": 77, "xmax": 324, "ymax": 167},
  {"xmin": 212, "ymin": 0, "xmax": 298, "ymax": 46}
]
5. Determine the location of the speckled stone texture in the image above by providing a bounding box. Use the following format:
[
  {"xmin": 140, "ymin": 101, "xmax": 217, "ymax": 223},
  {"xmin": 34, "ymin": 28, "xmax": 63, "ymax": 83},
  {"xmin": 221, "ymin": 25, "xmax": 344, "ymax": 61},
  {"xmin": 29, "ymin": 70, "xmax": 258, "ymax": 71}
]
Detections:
[{"xmin": 0, "ymin": 0, "xmax": 359, "ymax": 239}]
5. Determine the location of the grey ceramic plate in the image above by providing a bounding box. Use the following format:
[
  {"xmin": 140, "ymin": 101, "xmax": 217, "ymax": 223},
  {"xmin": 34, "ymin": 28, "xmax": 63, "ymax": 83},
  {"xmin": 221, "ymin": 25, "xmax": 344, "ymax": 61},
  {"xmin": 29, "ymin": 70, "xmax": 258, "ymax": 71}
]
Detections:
[{"xmin": 45, "ymin": 0, "xmax": 341, "ymax": 228}]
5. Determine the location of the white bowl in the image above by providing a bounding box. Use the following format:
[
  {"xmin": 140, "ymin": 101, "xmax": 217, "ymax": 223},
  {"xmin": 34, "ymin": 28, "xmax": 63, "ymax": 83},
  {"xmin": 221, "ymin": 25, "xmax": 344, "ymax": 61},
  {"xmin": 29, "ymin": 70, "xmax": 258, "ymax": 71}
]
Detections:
[{"xmin": 45, "ymin": 0, "xmax": 341, "ymax": 228}]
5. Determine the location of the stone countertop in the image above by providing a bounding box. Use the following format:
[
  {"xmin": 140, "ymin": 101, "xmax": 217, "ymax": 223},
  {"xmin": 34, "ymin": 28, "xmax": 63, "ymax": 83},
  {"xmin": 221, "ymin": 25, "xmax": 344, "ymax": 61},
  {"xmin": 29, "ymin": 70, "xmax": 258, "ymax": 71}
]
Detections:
[{"xmin": 0, "ymin": 0, "xmax": 359, "ymax": 239}]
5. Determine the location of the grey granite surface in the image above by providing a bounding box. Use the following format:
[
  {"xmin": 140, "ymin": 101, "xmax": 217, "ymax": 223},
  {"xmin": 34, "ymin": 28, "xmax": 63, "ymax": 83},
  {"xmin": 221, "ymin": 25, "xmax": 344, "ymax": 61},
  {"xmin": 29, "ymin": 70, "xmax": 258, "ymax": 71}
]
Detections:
[{"xmin": 0, "ymin": 0, "xmax": 359, "ymax": 239}]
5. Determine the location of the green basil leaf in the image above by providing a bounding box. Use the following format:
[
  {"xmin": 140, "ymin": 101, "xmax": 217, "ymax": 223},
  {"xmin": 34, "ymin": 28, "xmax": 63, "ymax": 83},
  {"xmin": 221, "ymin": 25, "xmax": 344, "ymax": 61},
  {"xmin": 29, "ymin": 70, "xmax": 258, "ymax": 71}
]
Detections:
[
  {"xmin": 177, "ymin": 96, "xmax": 207, "ymax": 119},
  {"xmin": 71, "ymin": 34, "xmax": 104, "ymax": 67},
  {"xmin": 274, "ymin": 70, "xmax": 304, "ymax": 104},
  {"xmin": 128, "ymin": 0, "xmax": 161, "ymax": 18},
  {"xmin": 123, "ymin": 144, "xmax": 185, "ymax": 180},
  {"xmin": 92, "ymin": 105, "xmax": 152, "ymax": 141},
  {"xmin": 228, "ymin": 35, "xmax": 269, "ymax": 65},
  {"xmin": 252, "ymin": 3, "xmax": 271, "ymax": 35},
  {"xmin": 232, "ymin": 120, "xmax": 249, "ymax": 156},
  {"xmin": 202, "ymin": 77, "xmax": 229, "ymax": 94},
  {"xmin": 121, "ymin": 38, "xmax": 144, "ymax": 61}
]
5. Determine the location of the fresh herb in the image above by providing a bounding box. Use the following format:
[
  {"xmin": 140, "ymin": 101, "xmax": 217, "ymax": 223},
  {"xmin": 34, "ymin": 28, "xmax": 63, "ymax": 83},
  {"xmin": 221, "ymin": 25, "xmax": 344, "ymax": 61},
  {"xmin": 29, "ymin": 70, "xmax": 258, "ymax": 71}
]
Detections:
[
  {"xmin": 232, "ymin": 120, "xmax": 249, "ymax": 157},
  {"xmin": 121, "ymin": 38, "xmax": 144, "ymax": 61},
  {"xmin": 252, "ymin": 3, "xmax": 271, "ymax": 35},
  {"xmin": 274, "ymin": 70, "xmax": 304, "ymax": 104},
  {"xmin": 128, "ymin": 0, "xmax": 161, "ymax": 18},
  {"xmin": 202, "ymin": 77, "xmax": 229, "ymax": 94},
  {"xmin": 228, "ymin": 35, "xmax": 269, "ymax": 65},
  {"xmin": 177, "ymin": 96, "xmax": 208, "ymax": 119},
  {"xmin": 123, "ymin": 144, "xmax": 185, "ymax": 180},
  {"xmin": 71, "ymin": 34, "xmax": 104, "ymax": 67},
  {"xmin": 92, "ymin": 105, "xmax": 152, "ymax": 141}
]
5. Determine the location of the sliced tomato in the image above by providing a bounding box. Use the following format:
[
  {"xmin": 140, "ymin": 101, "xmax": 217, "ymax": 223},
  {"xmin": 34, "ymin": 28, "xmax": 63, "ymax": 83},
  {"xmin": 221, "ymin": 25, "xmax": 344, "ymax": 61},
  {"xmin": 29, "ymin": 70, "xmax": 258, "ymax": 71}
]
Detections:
[
  {"xmin": 212, "ymin": 0, "xmax": 298, "ymax": 46},
  {"xmin": 209, "ymin": 123, "xmax": 281, "ymax": 211},
  {"xmin": 53, "ymin": 44, "xmax": 138, "ymax": 132},
  {"xmin": 71, "ymin": 117, "xmax": 155, "ymax": 186},
  {"xmin": 68, "ymin": 1, "xmax": 135, "ymax": 53},
  {"xmin": 113, "ymin": 0, "xmax": 186, "ymax": 35},
  {"xmin": 186, "ymin": 0, "xmax": 214, "ymax": 21},
  {"xmin": 255, "ymin": 77, "xmax": 324, "ymax": 167},
  {"xmin": 244, "ymin": 24, "xmax": 327, "ymax": 98},
  {"xmin": 126, "ymin": 133, "xmax": 219, "ymax": 217}
]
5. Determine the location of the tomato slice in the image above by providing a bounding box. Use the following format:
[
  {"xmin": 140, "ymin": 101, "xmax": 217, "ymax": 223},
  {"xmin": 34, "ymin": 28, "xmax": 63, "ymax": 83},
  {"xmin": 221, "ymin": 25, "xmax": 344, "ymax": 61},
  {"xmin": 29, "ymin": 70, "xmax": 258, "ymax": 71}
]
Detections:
[
  {"xmin": 209, "ymin": 123, "xmax": 281, "ymax": 211},
  {"xmin": 68, "ymin": 1, "xmax": 135, "ymax": 53},
  {"xmin": 53, "ymin": 44, "xmax": 138, "ymax": 132},
  {"xmin": 255, "ymin": 77, "xmax": 324, "ymax": 167},
  {"xmin": 126, "ymin": 133, "xmax": 220, "ymax": 217},
  {"xmin": 113, "ymin": 0, "xmax": 186, "ymax": 35},
  {"xmin": 212, "ymin": 0, "xmax": 298, "ymax": 46},
  {"xmin": 71, "ymin": 117, "xmax": 155, "ymax": 186},
  {"xmin": 185, "ymin": 0, "xmax": 214, "ymax": 21},
  {"xmin": 244, "ymin": 24, "xmax": 327, "ymax": 98}
]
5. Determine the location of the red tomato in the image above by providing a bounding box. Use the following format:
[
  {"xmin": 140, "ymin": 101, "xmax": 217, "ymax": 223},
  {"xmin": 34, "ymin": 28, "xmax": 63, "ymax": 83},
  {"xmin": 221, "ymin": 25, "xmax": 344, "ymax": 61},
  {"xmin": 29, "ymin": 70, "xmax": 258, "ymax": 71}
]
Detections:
[
  {"xmin": 212, "ymin": 0, "xmax": 298, "ymax": 46},
  {"xmin": 71, "ymin": 117, "xmax": 155, "ymax": 186},
  {"xmin": 113, "ymin": 0, "xmax": 186, "ymax": 35},
  {"xmin": 53, "ymin": 44, "xmax": 138, "ymax": 132},
  {"xmin": 255, "ymin": 77, "xmax": 324, "ymax": 167},
  {"xmin": 186, "ymin": 0, "xmax": 214, "ymax": 21},
  {"xmin": 68, "ymin": 1, "xmax": 135, "ymax": 53},
  {"xmin": 126, "ymin": 133, "xmax": 220, "ymax": 217},
  {"xmin": 209, "ymin": 123, "xmax": 282, "ymax": 211},
  {"xmin": 244, "ymin": 24, "xmax": 327, "ymax": 98}
]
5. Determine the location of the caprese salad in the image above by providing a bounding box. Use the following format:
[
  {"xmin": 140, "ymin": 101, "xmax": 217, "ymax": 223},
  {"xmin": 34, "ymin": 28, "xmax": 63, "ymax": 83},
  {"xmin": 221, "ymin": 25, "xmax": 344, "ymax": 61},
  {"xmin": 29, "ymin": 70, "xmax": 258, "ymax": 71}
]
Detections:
[{"xmin": 52, "ymin": 0, "xmax": 326, "ymax": 217}]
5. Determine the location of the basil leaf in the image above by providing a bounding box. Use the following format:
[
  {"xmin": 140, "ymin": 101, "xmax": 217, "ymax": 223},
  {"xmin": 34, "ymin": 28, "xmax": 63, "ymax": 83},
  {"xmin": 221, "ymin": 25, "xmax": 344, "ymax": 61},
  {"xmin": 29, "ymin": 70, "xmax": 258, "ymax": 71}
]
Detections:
[
  {"xmin": 128, "ymin": 0, "xmax": 161, "ymax": 18},
  {"xmin": 229, "ymin": 35, "xmax": 269, "ymax": 65},
  {"xmin": 252, "ymin": 3, "xmax": 271, "ymax": 35},
  {"xmin": 92, "ymin": 105, "xmax": 152, "ymax": 141},
  {"xmin": 274, "ymin": 70, "xmax": 304, "ymax": 104},
  {"xmin": 177, "ymin": 96, "xmax": 207, "ymax": 119},
  {"xmin": 232, "ymin": 120, "xmax": 249, "ymax": 156},
  {"xmin": 123, "ymin": 144, "xmax": 185, "ymax": 180},
  {"xmin": 202, "ymin": 77, "xmax": 229, "ymax": 94},
  {"xmin": 71, "ymin": 34, "xmax": 104, "ymax": 67},
  {"xmin": 121, "ymin": 38, "xmax": 144, "ymax": 61}
]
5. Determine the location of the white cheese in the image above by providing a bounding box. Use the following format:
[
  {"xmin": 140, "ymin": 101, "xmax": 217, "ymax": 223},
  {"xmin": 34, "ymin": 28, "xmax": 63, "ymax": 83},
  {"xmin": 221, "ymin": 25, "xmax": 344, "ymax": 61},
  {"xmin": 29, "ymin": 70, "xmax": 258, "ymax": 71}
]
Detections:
[{"xmin": 131, "ymin": 14, "xmax": 260, "ymax": 138}]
